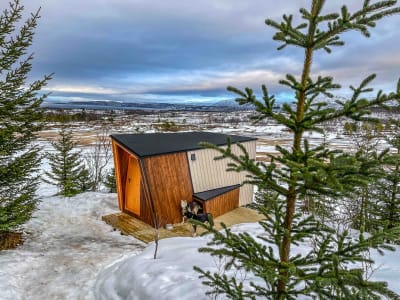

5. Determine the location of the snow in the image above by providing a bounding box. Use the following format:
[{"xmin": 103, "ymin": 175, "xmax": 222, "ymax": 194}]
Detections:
[
  {"xmin": 95, "ymin": 222, "xmax": 400, "ymax": 300},
  {"xmin": 1, "ymin": 114, "xmax": 400, "ymax": 299},
  {"xmin": 0, "ymin": 191, "xmax": 144, "ymax": 300},
  {"xmin": 95, "ymin": 238, "xmax": 212, "ymax": 300},
  {"xmin": 13, "ymin": 187, "xmax": 399, "ymax": 300}
]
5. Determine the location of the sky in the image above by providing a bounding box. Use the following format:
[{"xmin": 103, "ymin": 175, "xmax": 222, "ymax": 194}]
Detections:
[{"xmin": 6, "ymin": 0, "xmax": 400, "ymax": 104}]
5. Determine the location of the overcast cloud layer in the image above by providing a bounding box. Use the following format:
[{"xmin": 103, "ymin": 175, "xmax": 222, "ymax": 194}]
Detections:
[{"xmin": 7, "ymin": 0, "xmax": 400, "ymax": 104}]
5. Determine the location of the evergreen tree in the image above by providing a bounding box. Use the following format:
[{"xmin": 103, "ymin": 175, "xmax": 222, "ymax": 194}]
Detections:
[
  {"xmin": 369, "ymin": 121, "xmax": 400, "ymax": 236},
  {"xmin": 346, "ymin": 122, "xmax": 387, "ymax": 232},
  {"xmin": 0, "ymin": 0, "xmax": 51, "ymax": 232},
  {"xmin": 195, "ymin": 1, "xmax": 400, "ymax": 298},
  {"xmin": 44, "ymin": 126, "xmax": 91, "ymax": 197},
  {"xmin": 104, "ymin": 168, "xmax": 117, "ymax": 193}
]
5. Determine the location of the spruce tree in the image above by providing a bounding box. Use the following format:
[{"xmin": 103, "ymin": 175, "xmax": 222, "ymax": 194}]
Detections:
[
  {"xmin": 44, "ymin": 126, "xmax": 91, "ymax": 197},
  {"xmin": 346, "ymin": 123, "xmax": 387, "ymax": 232},
  {"xmin": 0, "ymin": 0, "xmax": 51, "ymax": 232},
  {"xmin": 369, "ymin": 121, "xmax": 400, "ymax": 235},
  {"xmin": 195, "ymin": 1, "xmax": 400, "ymax": 298},
  {"xmin": 104, "ymin": 168, "xmax": 117, "ymax": 193}
]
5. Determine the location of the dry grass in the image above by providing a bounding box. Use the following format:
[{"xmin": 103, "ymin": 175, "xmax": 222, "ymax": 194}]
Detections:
[
  {"xmin": 0, "ymin": 231, "xmax": 23, "ymax": 250},
  {"xmin": 38, "ymin": 130, "xmax": 98, "ymax": 146},
  {"xmin": 257, "ymin": 138, "xmax": 291, "ymax": 146}
]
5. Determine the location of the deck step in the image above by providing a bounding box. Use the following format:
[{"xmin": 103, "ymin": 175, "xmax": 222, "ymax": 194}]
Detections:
[{"xmin": 102, "ymin": 207, "xmax": 264, "ymax": 244}]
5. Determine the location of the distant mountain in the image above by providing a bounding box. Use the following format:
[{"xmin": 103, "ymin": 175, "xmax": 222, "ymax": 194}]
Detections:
[
  {"xmin": 210, "ymin": 99, "xmax": 254, "ymax": 109},
  {"xmin": 41, "ymin": 99, "xmax": 255, "ymax": 112}
]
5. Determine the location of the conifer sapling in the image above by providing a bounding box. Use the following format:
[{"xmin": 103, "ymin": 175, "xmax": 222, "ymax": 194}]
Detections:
[
  {"xmin": 195, "ymin": 1, "xmax": 400, "ymax": 298},
  {"xmin": 44, "ymin": 125, "xmax": 91, "ymax": 197}
]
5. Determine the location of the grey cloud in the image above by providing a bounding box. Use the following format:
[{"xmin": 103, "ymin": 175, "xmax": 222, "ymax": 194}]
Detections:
[{"xmin": 6, "ymin": 0, "xmax": 400, "ymax": 103}]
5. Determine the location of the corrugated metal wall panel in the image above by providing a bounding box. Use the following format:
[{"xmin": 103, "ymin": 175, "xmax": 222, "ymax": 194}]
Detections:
[{"xmin": 187, "ymin": 140, "xmax": 256, "ymax": 206}]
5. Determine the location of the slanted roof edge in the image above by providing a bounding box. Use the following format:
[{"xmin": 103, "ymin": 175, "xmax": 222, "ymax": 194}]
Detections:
[
  {"xmin": 110, "ymin": 137, "xmax": 142, "ymax": 158},
  {"xmin": 193, "ymin": 184, "xmax": 241, "ymax": 201},
  {"xmin": 110, "ymin": 133, "xmax": 257, "ymax": 158}
]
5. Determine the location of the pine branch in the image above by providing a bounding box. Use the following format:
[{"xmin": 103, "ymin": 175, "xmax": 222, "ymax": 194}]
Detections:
[{"xmin": 266, "ymin": 0, "xmax": 400, "ymax": 53}]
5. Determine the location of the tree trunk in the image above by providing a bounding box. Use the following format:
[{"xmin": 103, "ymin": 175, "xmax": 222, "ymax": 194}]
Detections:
[{"xmin": 277, "ymin": 40, "xmax": 314, "ymax": 296}]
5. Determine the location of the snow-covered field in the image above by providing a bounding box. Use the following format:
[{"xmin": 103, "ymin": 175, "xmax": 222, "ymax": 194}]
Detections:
[
  {"xmin": 0, "ymin": 189, "xmax": 144, "ymax": 300},
  {"xmin": 1, "ymin": 111, "xmax": 399, "ymax": 299},
  {"xmin": 2, "ymin": 190, "xmax": 399, "ymax": 300},
  {"xmin": 95, "ymin": 223, "xmax": 400, "ymax": 300}
]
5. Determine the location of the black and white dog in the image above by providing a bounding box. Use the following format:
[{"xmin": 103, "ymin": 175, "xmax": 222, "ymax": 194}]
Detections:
[{"xmin": 180, "ymin": 200, "xmax": 212, "ymax": 236}]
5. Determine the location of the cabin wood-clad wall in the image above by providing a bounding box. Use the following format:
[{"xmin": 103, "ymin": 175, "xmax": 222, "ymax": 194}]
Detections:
[
  {"xmin": 143, "ymin": 152, "xmax": 193, "ymax": 224},
  {"xmin": 187, "ymin": 141, "xmax": 256, "ymax": 206},
  {"xmin": 194, "ymin": 187, "xmax": 239, "ymax": 218}
]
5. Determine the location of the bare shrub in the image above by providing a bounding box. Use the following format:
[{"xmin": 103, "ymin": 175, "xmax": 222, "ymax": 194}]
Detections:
[{"xmin": 85, "ymin": 125, "xmax": 113, "ymax": 191}]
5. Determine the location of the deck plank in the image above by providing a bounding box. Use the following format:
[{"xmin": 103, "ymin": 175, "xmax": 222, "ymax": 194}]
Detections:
[{"xmin": 102, "ymin": 207, "xmax": 264, "ymax": 244}]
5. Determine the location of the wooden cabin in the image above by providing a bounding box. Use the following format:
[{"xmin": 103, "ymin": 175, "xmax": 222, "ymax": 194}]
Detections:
[{"xmin": 110, "ymin": 132, "xmax": 257, "ymax": 226}]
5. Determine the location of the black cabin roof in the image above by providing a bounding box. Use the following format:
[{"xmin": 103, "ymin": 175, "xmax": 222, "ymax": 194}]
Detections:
[{"xmin": 111, "ymin": 132, "xmax": 256, "ymax": 158}]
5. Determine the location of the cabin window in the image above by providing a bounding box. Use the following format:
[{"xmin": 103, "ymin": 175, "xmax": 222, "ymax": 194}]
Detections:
[{"xmin": 190, "ymin": 153, "xmax": 196, "ymax": 161}]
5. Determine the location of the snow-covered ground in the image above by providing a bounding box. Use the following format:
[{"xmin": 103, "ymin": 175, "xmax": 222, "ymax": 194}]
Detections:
[
  {"xmin": 95, "ymin": 223, "xmax": 400, "ymax": 300},
  {"xmin": 1, "ymin": 112, "xmax": 399, "ymax": 299},
  {"xmin": 2, "ymin": 189, "xmax": 398, "ymax": 300},
  {"xmin": 0, "ymin": 190, "xmax": 144, "ymax": 300}
]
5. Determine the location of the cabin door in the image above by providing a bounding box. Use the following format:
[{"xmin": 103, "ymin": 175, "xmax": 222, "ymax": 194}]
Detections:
[{"xmin": 125, "ymin": 156, "xmax": 141, "ymax": 215}]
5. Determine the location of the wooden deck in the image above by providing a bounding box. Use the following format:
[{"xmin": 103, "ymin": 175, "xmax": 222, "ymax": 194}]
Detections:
[{"xmin": 102, "ymin": 207, "xmax": 264, "ymax": 243}]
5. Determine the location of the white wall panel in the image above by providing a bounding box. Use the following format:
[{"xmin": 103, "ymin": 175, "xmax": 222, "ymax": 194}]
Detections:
[{"xmin": 187, "ymin": 140, "xmax": 256, "ymax": 206}]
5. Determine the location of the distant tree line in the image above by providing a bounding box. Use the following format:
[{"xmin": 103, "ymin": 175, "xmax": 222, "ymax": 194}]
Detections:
[{"xmin": 43, "ymin": 109, "xmax": 115, "ymax": 123}]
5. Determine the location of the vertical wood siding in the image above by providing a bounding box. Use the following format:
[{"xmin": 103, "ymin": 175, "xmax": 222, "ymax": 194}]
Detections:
[
  {"xmin": 143, "ymin": 152, "xmax": 193, "ymax": 224},
  {"xmin": 187, "ymin": 140, "xmax": 256, "ymax": 206},
  {"xmin": 112, "ymin": 141, "xmax": 153, "ymax": 225},
  {"xmin": 112, "ymin": 141, "xmax": 130, "ymax": 210},
  {"xmin": 139, "ymin": 181, "xmax": 154, "ymax": 226},
  {"xmin": 194, "ymin": 187, "xmax": 239, "ymax": 218}
]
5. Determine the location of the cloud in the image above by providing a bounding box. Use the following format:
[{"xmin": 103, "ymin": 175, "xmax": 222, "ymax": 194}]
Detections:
[
  {"xmin": 46, "ymin": 85, "xmax": 118, "ymax": 95},
  {"xmin": 7, "ymin": 0, "xmax": 399, "ymax": 103}
]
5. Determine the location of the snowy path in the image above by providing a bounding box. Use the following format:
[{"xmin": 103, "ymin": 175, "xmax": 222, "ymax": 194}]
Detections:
[{"xmin": 0, "ymin": 192, "xmax": 145, "ymax": 300}]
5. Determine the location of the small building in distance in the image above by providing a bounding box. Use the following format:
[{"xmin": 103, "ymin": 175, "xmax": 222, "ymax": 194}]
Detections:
[{"xmin": 110, "ymin": 132, "xmax": 257, "ymax": 226}]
